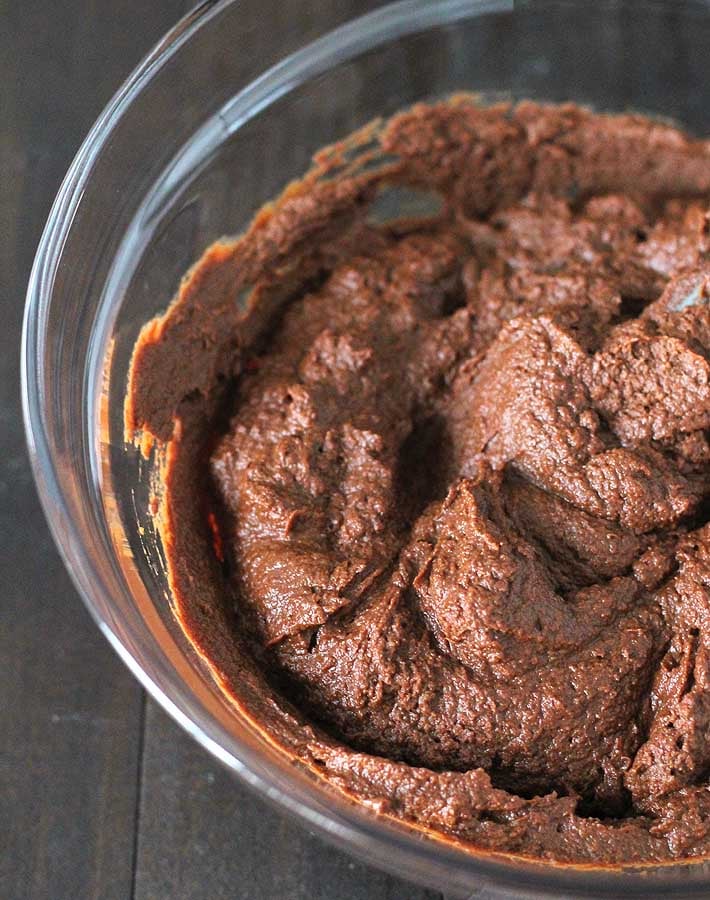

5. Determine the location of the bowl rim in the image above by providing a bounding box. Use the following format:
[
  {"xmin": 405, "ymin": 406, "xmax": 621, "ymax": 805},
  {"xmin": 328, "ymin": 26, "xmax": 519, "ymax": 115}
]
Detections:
[{"xmin": 21, "ymin": 0, "xmax": 710, "ymax": 896}]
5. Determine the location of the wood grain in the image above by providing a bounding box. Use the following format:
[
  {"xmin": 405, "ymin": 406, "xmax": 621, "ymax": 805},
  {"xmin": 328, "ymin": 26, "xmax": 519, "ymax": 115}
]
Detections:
[
  {"xmin": 0, "ymin": 3, "xmax": 184, "ymax": 899},
  {"xmin": 134, "ymin": 702, "xmax": 442, "ymax": 900}
]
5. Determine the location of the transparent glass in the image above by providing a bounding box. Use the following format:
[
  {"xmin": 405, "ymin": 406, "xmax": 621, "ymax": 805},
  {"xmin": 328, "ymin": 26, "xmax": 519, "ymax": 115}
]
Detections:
[{"xmin": 22, "ymin": 1, "xmax": 710, "ymax": 896}]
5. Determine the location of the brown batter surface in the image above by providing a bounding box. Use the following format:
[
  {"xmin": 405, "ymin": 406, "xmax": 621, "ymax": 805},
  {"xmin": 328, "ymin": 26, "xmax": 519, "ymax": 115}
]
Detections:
[{"xmin": 126, "ymin": 100, "xmax": 710, "ymax": 864}]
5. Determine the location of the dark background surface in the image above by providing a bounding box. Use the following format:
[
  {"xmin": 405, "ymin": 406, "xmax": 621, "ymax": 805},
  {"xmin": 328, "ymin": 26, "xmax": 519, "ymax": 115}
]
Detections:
[
  {"xmin": 7, "ymin": 3, "xmax": 707, "ymax": 899},
  {"xmin": 0, "ymin": 3, "xmax": 442, "ymax": 898}
]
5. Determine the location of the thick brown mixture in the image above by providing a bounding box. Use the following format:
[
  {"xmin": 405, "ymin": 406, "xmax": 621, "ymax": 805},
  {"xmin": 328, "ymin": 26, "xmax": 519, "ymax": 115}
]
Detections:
[{"xmin": 127, "ymin": 100, "xmax": 710, "ymax": 864}]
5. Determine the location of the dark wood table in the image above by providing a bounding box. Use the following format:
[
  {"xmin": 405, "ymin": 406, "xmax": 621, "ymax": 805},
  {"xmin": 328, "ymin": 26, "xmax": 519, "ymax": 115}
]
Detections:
[{"xmin": 0, "ymin": 3, "xmax": 442, "ymax": 898}]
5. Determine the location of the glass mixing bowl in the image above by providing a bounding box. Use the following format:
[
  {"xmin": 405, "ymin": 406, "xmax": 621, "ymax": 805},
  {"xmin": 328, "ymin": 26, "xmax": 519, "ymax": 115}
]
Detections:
[{"xmin": 22, "ymin": 1, "xmax": 710, "ymax": 896}]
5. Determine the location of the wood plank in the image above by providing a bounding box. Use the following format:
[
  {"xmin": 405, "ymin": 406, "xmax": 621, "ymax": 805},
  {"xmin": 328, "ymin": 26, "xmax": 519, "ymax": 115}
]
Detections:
[
  {"xmin": 0, "ymin": 2, "xmax": 185, "ymax": 899},
  {"xmin": 134, "ymin": 702, "xmax": 443, "ymax": 900}
]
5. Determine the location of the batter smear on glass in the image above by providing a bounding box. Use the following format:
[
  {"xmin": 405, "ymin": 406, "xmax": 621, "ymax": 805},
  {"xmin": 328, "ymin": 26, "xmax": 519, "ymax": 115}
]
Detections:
[{"xmin": 126, "ymin": 100, "xmax": 710, "ymax": 864}]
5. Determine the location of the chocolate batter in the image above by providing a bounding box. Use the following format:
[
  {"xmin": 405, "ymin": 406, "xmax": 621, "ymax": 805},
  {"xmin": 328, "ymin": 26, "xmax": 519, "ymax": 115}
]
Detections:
[{"xmin": 126, "ymin": 100, "xmax": 710, "ymax": 864}]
